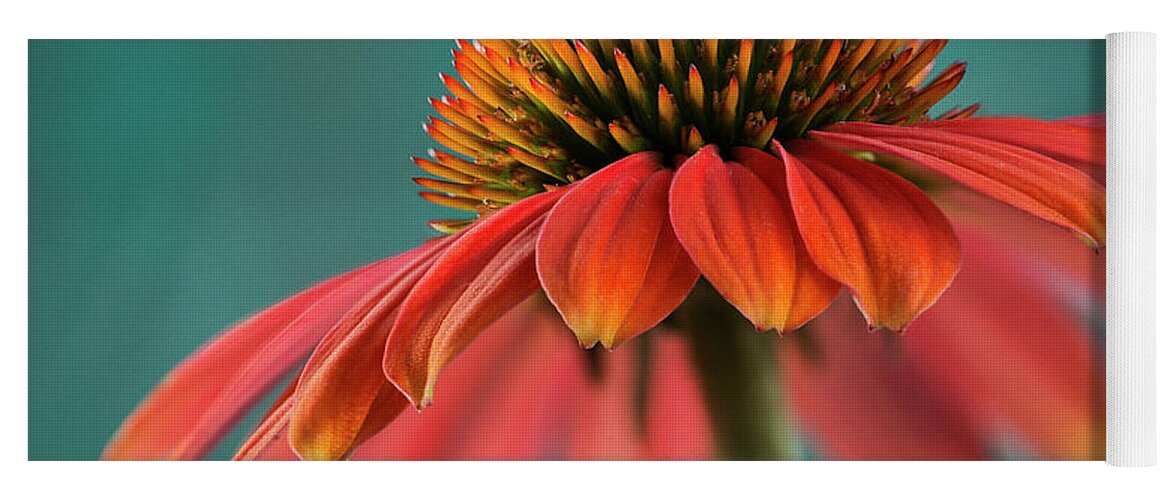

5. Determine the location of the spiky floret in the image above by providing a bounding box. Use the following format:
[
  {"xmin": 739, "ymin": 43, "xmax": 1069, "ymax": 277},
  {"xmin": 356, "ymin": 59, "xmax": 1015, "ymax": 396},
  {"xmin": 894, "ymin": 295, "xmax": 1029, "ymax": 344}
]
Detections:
[{"xmin": 415, "ymin": 39, "xmax": 977, "ymax": 229}]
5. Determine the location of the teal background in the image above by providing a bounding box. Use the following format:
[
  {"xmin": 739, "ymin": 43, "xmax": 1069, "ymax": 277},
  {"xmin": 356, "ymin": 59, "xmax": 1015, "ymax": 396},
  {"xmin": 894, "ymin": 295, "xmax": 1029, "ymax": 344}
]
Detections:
[{"xmin": 28, "ymin": 40, "xmax": 1104, "ymax": 460}]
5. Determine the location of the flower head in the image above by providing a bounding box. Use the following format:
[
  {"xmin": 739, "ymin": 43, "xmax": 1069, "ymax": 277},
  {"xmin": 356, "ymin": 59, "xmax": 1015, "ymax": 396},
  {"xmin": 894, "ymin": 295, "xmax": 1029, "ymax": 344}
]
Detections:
[
  {"xmin": 418, "ymin": 40, "xmax": 969, "ymax": 222},
  {"xmin": 412, "ymin": 38, "xmax": 1102, "ymax": 343},
  {"xmin": 104, "ymin": 40, "xmax": 1105, "ymax": 461}
]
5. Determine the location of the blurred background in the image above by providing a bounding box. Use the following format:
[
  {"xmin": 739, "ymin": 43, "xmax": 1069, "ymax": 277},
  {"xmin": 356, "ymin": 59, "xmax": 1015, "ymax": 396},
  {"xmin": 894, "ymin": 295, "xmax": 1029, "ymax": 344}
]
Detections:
[{"xmin": 28, "ymin": 40, "xmax": 1104, "ymax": 460}]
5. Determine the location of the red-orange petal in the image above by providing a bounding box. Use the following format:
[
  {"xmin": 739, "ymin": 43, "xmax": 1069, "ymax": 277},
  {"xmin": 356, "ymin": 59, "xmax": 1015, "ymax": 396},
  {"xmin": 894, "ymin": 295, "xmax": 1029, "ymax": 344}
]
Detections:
[
  {"xmin": 240, "ymin": 384, "xmax": 410, "ymax": 461},
  {"xmin": 384, "ymin": 188, "xmax": 566, "ymax": 408},
  {"xmin": 916, "ymin": 116, "xmax": 1105, "ymax": 180},
  {"xmin": 102, "ymin": 248, "xmax": 428, "ymax": 460},
  {"xmin": 731, "ymin": 147, "xmax": 846, "ymax": 328},
  {"xmin": 781, "ymin": 140, "xmax": 961, "ymax": 332},
  {"xmin": 288, "ymin": 240, "xmax": 450, "ymax": 460},
  {"xmin": 538, "ymin": 152, "xmax": 699, "ymax": 348},
  {"xmin": 350, "ymin": 300, "xmax": 713, "ymax": 460},
  {"xmin": 787, "ymin": 225, "xmax": 1104, "ymax": 460},
  {"xmin": 354, "ymin": 299, "xmax": 583, "ymax": 460},
  {"xmin": 669, "ymin": 145, "xmax": 839, "ymax": 332},
  {"xmin": 233, "ymin": 381, "xmax": 298, "ymax": 460},
  {"xmin": 1056, "ymin": 114, "xmax": 1106, "ymax": 128},
  {"xmin": 783, "ymin": 296, "xmax": 988, "ymax": 460},
  {"xmin": 812, "ymin": 122, "xmax": 1105, "ymax": 247},
  {"xmin": 904, "ymin": 228, "xmax": 1104, "ymax": 459}
]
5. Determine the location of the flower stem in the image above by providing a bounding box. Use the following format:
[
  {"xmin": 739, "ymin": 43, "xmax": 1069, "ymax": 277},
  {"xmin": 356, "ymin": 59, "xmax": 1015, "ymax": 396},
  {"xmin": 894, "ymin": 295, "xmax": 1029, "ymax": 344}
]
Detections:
[{"xmin": 676, "ymin": 281, "xmax": 799, "ymax": 460}]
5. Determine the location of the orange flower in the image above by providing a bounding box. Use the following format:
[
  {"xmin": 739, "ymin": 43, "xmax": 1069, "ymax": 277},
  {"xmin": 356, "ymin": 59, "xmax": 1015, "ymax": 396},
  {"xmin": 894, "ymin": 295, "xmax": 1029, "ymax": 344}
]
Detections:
[{"xmin": 104, "ymin": 40, "xmax": 1104, "ymax": 460}]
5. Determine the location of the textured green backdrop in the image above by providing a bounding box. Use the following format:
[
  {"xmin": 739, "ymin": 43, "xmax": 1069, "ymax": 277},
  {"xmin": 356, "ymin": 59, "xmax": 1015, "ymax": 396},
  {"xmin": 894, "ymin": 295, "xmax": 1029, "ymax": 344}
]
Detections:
[{"xmin": 28, "ymin": 40, "xmax": 1104, "ymax": 460}]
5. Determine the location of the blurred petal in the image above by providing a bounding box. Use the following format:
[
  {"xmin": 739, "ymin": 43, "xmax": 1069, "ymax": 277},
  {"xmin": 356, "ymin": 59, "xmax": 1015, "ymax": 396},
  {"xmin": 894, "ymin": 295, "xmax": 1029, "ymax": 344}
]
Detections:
[
  {"xmin": 384, "ymin": 189, "xmax": 565, "ymax": 408},
  {"xmin": 353, "ymin": 302, "xmax": 712, "ymax": 460},
  {"xmin": 935, "ymin": 189, "xmax": 1105, "ymax": 300},
  {"xmin": 357, "ymin": 300, "xmax": 582, "ymax": 459},
  {"xmin": 781, "ymin": 140, "xmax": 960, "ymax": 331},
  {"xmin": 1055, "ymin": 114, "xmax": 1106, "ymax": 128},
  {"xmin": 418, "ymin": 308, "xmax": 585, "ymax": 459},
  {"xmin": 538, "ymin": 152, "xmax": 699, "ymax": 348},
  {"xmin": 567, "ymin": 333, "xmax": 713, "ymax": 460},
  {"xmin": 669, "ymin": 146, "xmax": 839, "ymax": 332},
  {"xmin": 103, "ymin": 246, "xmax": 434, "ymax": 460},
  {"xmin": 638, "ymin": 334, "xmax": 714, "ymax": 459},
  {"xmin": 289, "ymin": 241, "xmax": 450, "ymax": 460},
  {"xmin": 812, "ymin": 122, "xmax": 1105, "ymax": 246},
  {"xmin": 786, "ymin": 228, "xmax": 1103, "ymax": 460},
  {"xmin": 904, "ymin": 229, "xmax": 1103, "ymax": 459},
  {"xmin": 784, "ymin": 297, "xmax": 989, "ymax": 460}
]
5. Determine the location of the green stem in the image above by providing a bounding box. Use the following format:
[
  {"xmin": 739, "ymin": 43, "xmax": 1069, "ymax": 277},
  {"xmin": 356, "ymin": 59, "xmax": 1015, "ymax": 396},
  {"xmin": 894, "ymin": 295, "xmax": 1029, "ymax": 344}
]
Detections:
[{"xmin": 676, "ymin": 281, "xmax": 799, "ymax": 460}]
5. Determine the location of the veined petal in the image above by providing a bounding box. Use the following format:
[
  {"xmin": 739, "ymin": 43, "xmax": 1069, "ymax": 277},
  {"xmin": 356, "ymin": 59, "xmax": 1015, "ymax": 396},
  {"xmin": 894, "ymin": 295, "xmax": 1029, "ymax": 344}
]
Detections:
[
  {"xmin": 288, "ymin": 240, "xmax": 450, "ymax": 460},
  {"xmin": 668, "ymin": 145, "xmax": 839, "ymax": 332},
  {"xmin": 102, "ymin": 247, "xmax": 431, "ymax": 460},
  {"xmin": 780, "ymin": 140, "xmax": 960, "ymax": 332},
  {"xmin": 732, "ymin": 147, "xmax": 844, "ymax": 327},
  {"xmin": 538, "ymin": 152, "xmax": 699, "ymax": 348},
  {"xmin": 916, "ymin": 116, "xmax": 1105, "ymax": 178},
  {"xmin": 384, "ymin": 189, "xmax": 566, "ymax": 408},
  {"xmin": 240, "ymin": 385, "xmax": 410, "ymax": 461},
  {"xmin": 812, "ymin": 122, "xmax": 1105, "ymax": 247}
]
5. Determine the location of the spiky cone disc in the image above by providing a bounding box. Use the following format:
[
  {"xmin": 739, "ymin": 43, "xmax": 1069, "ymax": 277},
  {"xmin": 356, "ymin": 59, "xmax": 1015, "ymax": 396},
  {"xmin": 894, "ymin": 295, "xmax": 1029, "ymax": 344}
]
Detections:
[{"xmin": 416, "ymin": 39, "xmax": 965, "ymax": 227}]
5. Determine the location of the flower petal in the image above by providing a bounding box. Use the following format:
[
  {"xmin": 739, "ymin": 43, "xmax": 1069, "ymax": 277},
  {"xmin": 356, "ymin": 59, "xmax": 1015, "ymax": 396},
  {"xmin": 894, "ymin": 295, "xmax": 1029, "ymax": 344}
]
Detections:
[
  {"xmin": 1056, "ymin": 114, "xmax": 1106, "ymax": 128},
  {"xmin": 288, "ymin": 240, "xmax": 450, "ymax": 460},
  {"xmin": 538, "ymin": 152, "xmax": 699, "ymax": 348},
  {"xmin": 916, "ymin": 116, "xmax": 1105, "ymax": 179},
  {"xmin": 790, "ymin": 227, "xmax": 1105, "ymax": 460},
  {"xmin": 668, "ymin": 145, "xmax": 839, "ymax": 332},
  {"xmin": 566, "ymin": 336, "xmax": 707, "ymax": 459},
  {"xmin": 936, "ymin": 189, "xmax": 1105, "ymax": 296},
  {"xmin": 384, "ymin": 189, "xmax": 566, "ymax": 408},
  {"xmin": 904, "ymin": 228, "xmax": 1104, "ymax": 459},
  {"xmin": 352, "ymin": 300, "xmax": 713, "ymax": 460},
  {"xmin": 732, "ymin": 147, "xmax": 845, "ymax": 326},
  {"xmin": 102, "ymin": 248, "xmax": 429, "ymax": 460},
  {"xmin": 401, "ymin": 306, "xmax": 584, "ymax": 460},
  {"xmin": 812, "ymin": 122, "xmax": 1105, "ymax": 246},
  {"xmin": 783, "ymin": 297, "xmax": 988, "ymax": 460},
  {"xmin": 355, "ymin": 299, "xmax": 584, "ymax": 459},
  {"xmin": 233, "ymin": 382, "xmax": 298, "ymax": 460},
  {"xmin": 780, "ymin": 140, "xmax": 961, "ymax": 331}
]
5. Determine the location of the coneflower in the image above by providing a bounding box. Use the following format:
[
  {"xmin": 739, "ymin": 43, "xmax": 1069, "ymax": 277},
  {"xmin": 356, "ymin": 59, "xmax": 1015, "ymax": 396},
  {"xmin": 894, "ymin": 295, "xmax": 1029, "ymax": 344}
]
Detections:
[{"xmin": 104, "ymin": 39, "xmax": 1105, "ymax": 461}]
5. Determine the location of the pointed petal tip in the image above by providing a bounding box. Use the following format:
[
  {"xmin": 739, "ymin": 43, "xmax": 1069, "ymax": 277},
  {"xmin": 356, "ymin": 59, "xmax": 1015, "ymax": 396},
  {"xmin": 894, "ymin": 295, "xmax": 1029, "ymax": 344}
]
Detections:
[
  {"xmin": 537, "ymin": 153, "xmax": 697, "ymax": 350},
  {"xmin": 670, "ymin": 145, "xmax": 840, "ymax": 335},
  {"xmin": 577, "ymin": 336, "xmax": 602, "ymax": 350},
  {"xmin": 783, "ymin": 140, "xmax": 960, "ymax": 331},
  {"xmin": 384, "ymin": 189, "xmax": 564, "ymax": 414},
  {"xmin": 865, "ymin": 321, "xmax": 909, "ymax": 336},
  {"xmin": 382, "ymin": 347, "xmax": 434, "ymax": 411}
]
